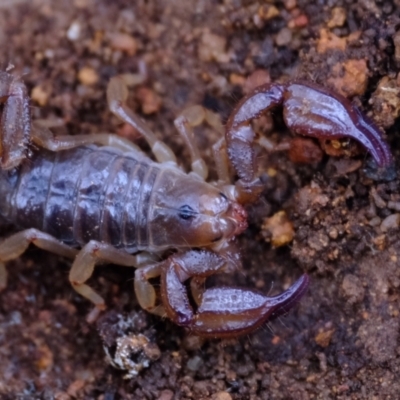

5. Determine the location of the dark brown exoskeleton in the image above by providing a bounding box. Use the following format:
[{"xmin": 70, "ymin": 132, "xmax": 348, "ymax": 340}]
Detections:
[{"xmin": 0, "ymin": 72, "xmax": 392, "ymax": 337}]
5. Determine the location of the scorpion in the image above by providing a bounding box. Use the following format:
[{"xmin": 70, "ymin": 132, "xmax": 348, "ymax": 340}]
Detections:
[{"xmin": 0, "ymin": 71, "xmax": 392, "ymax": 337}]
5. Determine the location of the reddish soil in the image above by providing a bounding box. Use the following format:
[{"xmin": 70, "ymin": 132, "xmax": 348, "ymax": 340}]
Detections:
[{"xmin": 1, "ymin": 1, "xmax": 400, "ymax": 399}]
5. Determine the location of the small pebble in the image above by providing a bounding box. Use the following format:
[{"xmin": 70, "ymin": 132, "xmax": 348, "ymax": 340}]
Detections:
[
  {"xmin": 327, "ymin": 7, "xmax": 346, "ymax": 28},
  {"xmin": 393, "ymin": 31, "xmax": 400, "ymax": 64},
  {"xmin": 288, "ymin": 137, "xmax": 323, "ymax": 164},
  {"xmin": 370, "ymin": 76, "xmax": 400, "ymax": 129},
  {"xmin": 258, "ymin": 4, "xmax": 279, "ymax": 20},
  {"xmin": 388, "ymin": 200, "xmax": 400, "ymax": 212},
  {"xmin": 198, "ymin": 31, "xmax": 229, "ymax": 63},
  {"xmin": 136, "ymin": 87, "xmax": 162, "ymax": 114},
  {"xmin": 67, "ymin": 380, "xmax": 86, "ymax": 398},
  {"xmin": 275, "ymin": 27, "xmax": 292, "ymax": 47},
  {"xmin": 244, "ymin": 69, "xmax": 270, "ymax": 93},
  {"xmin": 78, "ymin": 67, "xmax": 99, "ymax": 86},
  {"xmin": 157, "ymin": 390, "xmax": 174, "ymax": 400},
  {"xmin": 380, "ymin": 214, "xmax": 400, "ymax": 232},
  {"xmin": 182, "ymin": 334, "xmax": 204, "ymax": 351},
  {"xmin": 317, "ymin": 28, "xmax": 346, "ymax": 53},
  {"xmin": 342, "ymin": 274, "xmax": 365, "ymax": 304},
  {"xmin": 186, "ymin": 355, "xmax": 203, "ymax": 372},
  {"xmin": 370, "ymin": 187, "xmax": 386, "ymax": 209},
  {"xmin": 262, "ymin": 211, "xmax": 294, "ymax": 247},
  {"xmin": 66, "ymin": 21, "xmax": 81, "ymax": 41},
  {"xmin": 54, "ymin": 393, "xmax": 71, "ymax": 400},
  {"xmin": 327, "ymin": 59, "xmax": 368, "ymax": 97},
  {"xmin": 372, "ymin": 234, "xmax": 386, "ymax": 250},
  {"xmin": 229, "ymin": 72, "xmax": 246, "ymax": 87},
  {"xmin": 212, "ymin": 392, "xmax": 233, "ymax": 400},
  {"xmin": 369, "ymin": 216, "xmax": 381, "ymax": 227},
  {"xmin": 283, "ymin": 0, "xmax": 297, "ymax": 10},
  {"xmin": 31, "ymin": 85, "xmax": 50, "ymax": 106},
  {"xmin": 108, "ymin": 32, "xmax": 138, "ymax": 55},
  {"xmin": 288, "ymin": 14, "xmax": 308, "ymax": 29},
  {"xmin": 314, "ymin": 328, "xmax": 335, "ymax": 347},
  {"xmin": 328, "ymin": 227, "xmax": 338, "ymax": 240},
  {"xmin": 307, "ymin": 232, "xmax": 329, "ymax": 251}
]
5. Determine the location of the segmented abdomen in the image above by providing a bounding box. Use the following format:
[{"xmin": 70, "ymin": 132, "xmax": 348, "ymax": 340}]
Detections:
[{"xmin": 0, "ymin": 146, "xmax": 160, "ymax": 251}]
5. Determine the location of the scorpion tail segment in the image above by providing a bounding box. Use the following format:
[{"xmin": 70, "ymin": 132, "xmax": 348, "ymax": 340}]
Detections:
[
  {"xmin": 225, "ymin": 84, "xmax": 285, "ymax": 203},
  {"xmin": 0, "ymin": 72, "xmax": 31, "ymax": 170},
  {"xmin": 282, "ymin": 83, "xmax": 393, "ymax": 169},
  {"xmin": 190, "ymin": 274, "xmax": 310, "ymax": 338}
]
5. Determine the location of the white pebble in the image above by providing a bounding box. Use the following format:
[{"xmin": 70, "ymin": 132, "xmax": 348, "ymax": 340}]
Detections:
[{"xmin": 67, "ymin": 21, "xmax": 81, "ymax": 41}]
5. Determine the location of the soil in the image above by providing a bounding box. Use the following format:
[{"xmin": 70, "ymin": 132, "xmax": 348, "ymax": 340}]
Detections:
[{"xmin": 1, "ymin": 0, "xmax": 400, "ymax": 399}]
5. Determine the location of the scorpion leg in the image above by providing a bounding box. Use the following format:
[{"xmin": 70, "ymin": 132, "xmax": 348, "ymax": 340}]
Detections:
[
  {"xmin": 174, "ymin": 106, "xmax": 224, "ymax": 180},
  {"xmin": 0, "ymin": 71, "xmax": 31, "ymax": 170},
  {"xmin": 107, "ymin": 76, "xmax": 177, "ymax": 164},
  {"xmin": 31, "ymin": 124, "xmax": 151, "ymax": 162},
  {"xmin": 158, "ymin": 249, "xmax": 309, "ymax": 337},
  {"xmin": 174, "ymin": 105, "xmax": 238, "ymax": 198},
  {"xmin": 0, "ymin": 228, "xmax": 78, "ymax": 291},
  {"xmin": 69, "ymin": 240, "xmax": 140, "ymax": 314},
  {"xmin": 226, "ymin": 82, "xmax": 393, "ymax": 203},
  {"xmin": 134, "ymin": 263, "xmax": 166, "ymax": 317}
]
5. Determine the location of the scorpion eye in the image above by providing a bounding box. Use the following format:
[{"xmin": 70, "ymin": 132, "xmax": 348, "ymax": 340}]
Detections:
[{"xmin": 178, "ymin": 204, "xmax": 196, "ymax": 220}]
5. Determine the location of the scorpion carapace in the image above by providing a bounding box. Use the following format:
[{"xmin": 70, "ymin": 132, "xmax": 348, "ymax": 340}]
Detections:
[
  {"xmin": 0, "ymin": 71, "xmax": 393, "ymax": 337},
  {"xmin": 145, "ymin": 169, "xmax": 248, "ymax": 249}
]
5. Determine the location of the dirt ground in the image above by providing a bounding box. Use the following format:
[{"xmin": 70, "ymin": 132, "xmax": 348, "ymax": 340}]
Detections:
[{"xmin": 1, "ymin": 0, "xmax": 400, "ymax": 399}]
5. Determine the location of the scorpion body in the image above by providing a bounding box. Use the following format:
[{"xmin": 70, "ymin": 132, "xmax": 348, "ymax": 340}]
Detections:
[
  {"xmin": 0, "ymin": 144, "xmax": 244, "ymax": 252},
  {"xmin": 0, "ymin": 146, "xmax": 156, "ymax": 249},
  {"xmin": 0, "ymin": 72, "xmax": 393, "ymax": 337}
]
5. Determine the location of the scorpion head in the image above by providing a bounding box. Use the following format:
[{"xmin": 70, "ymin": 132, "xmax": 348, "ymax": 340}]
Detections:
[{"xmin": 148, "ymin": 169, "xmax": 247, "ymax": 249}]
